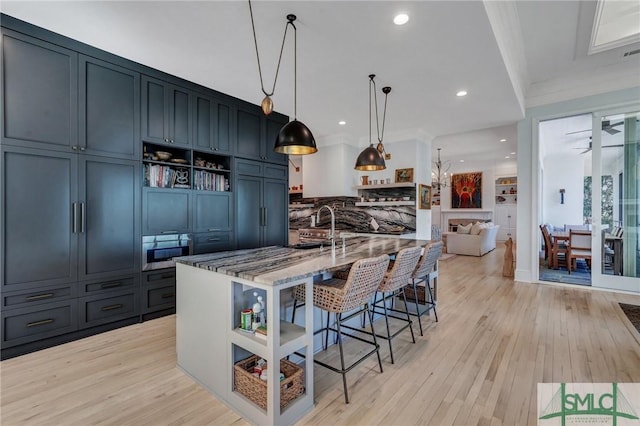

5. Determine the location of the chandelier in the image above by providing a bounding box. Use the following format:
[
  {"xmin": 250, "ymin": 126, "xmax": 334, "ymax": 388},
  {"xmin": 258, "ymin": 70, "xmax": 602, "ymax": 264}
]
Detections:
[{"xmin": 432, "ymin": 148, "xmax": 451, "ymax": 190}]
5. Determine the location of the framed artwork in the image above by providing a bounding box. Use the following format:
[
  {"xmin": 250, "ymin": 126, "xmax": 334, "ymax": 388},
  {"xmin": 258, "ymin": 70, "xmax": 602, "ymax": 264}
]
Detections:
[
  {"xmin": 451, "ymin": 172, "xmax": 482, "ymax": 208},
  {"xmin": 395, "ymin": 168, "xmax": 414, "ymax": 183},
  {"xmin": 419, "ymin": 184, "xmax": 431, "ymax": 209}
]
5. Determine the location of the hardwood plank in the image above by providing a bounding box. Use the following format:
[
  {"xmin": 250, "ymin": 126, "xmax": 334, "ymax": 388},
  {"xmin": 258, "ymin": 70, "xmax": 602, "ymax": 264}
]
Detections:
[{"xmin": 2, "ymin": 246, "xmax": 640, "ymax": 426}]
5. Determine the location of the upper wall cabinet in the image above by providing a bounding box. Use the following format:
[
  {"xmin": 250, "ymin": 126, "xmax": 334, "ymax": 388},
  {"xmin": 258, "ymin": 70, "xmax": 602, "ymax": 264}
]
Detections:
[
  {"xmin": 1, "ymin": 29, "xmax": 78, "ymax": 151},
  {"xmin": 235, "ymin": 104, "xmax": 288, "ymax": 166},
  {"xmin": 79, "ymin": 55, "xmax": 140, "ymax": 160},
  {"xmin": 194, "ymin": 92, "xmax": 234, "ymax": 155},
  {"xmin": 142, "ymin": 76, "xmax": 192, "ymax": 147}
]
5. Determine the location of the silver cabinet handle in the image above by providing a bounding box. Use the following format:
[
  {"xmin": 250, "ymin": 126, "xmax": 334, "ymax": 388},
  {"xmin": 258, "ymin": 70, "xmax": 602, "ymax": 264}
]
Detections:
[
  {"xmin": 72, "ymin": 202, "xmax": 78, "ymax": 233},
  {"xmin": 80, "ymin": 202, "xmax": 86, "ymax": 233},
  {"xmin": 207, "ymin": 228, "xmax": 220, "ymax": 232},
  {"xmin": 208, "ymin": 238, "xmax": 221, "ymax": 242},
  {"xmin": 79, "ymin": 147, "xmax": 86, "ymax": 151},
  {"xmin": 161, "ymin": 230, "xmax": 178, "ymax": 234}
]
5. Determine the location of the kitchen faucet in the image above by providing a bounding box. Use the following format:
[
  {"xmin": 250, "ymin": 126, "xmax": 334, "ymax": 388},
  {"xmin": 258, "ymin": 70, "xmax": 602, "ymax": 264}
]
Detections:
[{"xmin": 317, "ymin": 205, "xmax": 336, "ymax": 253}]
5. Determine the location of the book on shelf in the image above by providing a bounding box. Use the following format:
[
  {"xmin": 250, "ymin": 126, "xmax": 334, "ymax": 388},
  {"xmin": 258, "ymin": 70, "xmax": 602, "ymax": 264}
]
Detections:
[{"xmin": 254, "ymin": 325, "xmax": 267, "ymax": 340}]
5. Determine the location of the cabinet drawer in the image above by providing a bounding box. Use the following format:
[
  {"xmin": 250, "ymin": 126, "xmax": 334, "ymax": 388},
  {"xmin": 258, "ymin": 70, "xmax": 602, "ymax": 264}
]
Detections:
[
  {"xmin": 80, "ymin": 275, "xmax": 138, "ymax": 295},
  {"xmin": 193, "ymin": 232, "xmax": 233, "ymax": 254},
  {"xmin": 2, "ymin": 300, "xmax": 77, "ymax": 347},
  {"xmin": 235, "ymin": 159, "xmax": 262, "ymax": 176},
  {"xmin": 263, "ymin": 164, "xmax": 287, "ymax": 179},
  {"xmin": 143, "ymin": 269, "xmax": 175, "ymax": 286},
  {"xmin": 143, "ymin": 283, "xmax": 176, "ymax": 313},
  {"xmin": 79, "ymin": 290, "xmax": 139, "ymax": 329},
  {"xmin": 3, "ymin": 284, "xmax": 75, "ymax": 310}
]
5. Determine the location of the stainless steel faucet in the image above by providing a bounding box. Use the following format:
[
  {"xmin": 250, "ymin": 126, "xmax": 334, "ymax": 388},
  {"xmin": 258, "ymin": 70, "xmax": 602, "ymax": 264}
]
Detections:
[{"xmin": 317, "ymin": 205, "xmax": 336, "ymax": 253}]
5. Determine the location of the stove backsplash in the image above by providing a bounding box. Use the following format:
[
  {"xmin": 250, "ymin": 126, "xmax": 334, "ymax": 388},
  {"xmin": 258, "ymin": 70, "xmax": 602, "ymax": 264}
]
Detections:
[{"xmin": 289, "ymin": 196, "xmax": 416, "ymax": 233}]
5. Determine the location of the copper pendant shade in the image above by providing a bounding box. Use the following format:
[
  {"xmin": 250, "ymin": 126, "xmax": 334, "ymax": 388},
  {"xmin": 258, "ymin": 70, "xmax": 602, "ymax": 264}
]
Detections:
[{"xmin": 355, "ymin": 74, "xmax": 391, "ymax": 171}]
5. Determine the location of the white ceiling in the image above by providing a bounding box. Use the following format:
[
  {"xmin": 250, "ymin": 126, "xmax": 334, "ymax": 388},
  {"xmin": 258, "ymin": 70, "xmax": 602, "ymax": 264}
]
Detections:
[{"xmin": 2, "ymin": 0, "xmax": 639, "ymax": 169}]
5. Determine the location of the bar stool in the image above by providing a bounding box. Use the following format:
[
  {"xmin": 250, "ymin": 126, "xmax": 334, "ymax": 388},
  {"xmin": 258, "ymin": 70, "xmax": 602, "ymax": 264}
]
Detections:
[
  {"xmin": 291, "ymin": 254, "xmax": 389, "ymax": 403},
  {"xmin": 343, "ymin": 246, "xmax": 422, "ymax": 364},
  {"xmin": 403, "ymin": 241, "xmax": 443, "ymax": 336}
]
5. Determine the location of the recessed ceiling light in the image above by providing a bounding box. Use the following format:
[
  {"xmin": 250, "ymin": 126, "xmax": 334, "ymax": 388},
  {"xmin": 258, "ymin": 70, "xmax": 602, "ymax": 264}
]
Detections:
[
  {"xmin": 456, "ymin": 90, "xmax": 467, "ymax": 97},
  {"xmin": 393, "ymin": 13, "xmax": 409, "ymax": 25},
  {"xmin": 500, "ymin": 138, "xmax": 507, "ymax": 142},
  {"xmin": 505, "ymin": 156, "xmax": 510, "ymax": 159},
  {"xmin": 510, "ymin": 152, "xmax": 516, "ymax": 155},
  {"xmin": 338, "ymin": 120, "xmax": 346, "ymax": 125},
  {"xmin": 459, "ymin": 159, "xmax": 464, "ymax": 163}
]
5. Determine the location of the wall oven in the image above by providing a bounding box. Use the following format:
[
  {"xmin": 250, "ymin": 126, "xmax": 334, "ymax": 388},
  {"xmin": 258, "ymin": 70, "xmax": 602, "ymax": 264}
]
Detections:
[{"xmin": 142, "ymin": 234, "xmax": 192, "ymax": 271}]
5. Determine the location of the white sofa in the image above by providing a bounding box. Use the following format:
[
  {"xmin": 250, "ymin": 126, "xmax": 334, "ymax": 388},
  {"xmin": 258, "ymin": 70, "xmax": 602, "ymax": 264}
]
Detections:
[{"xmin": 446, "ymin": 224, "xmax": 500, "ymax": 256}]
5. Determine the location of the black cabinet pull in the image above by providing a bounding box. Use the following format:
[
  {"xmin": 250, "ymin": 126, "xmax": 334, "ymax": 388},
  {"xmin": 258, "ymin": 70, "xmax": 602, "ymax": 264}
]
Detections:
[
  {"xmin": 208, "ymin": 238, "xmax": 221, "ymax": 242},
  {"xmin": 27, "ymin": 319, "xmax": 54, "ymax": 327},
  {"xmin": 25, "ymin": 293, "xmax": 54, "ymax": 301},
  {"xmin": 207, "ymin": 228, "xmax": 220, "ymax": 232},
  {"xmin": 161, "ymin": 293, "xmax": 175, "ymax": 299},
  {"xmin": 101, "ymin": 304, "xmax": 123, "ymax": 311},
  {"xmin": 101, "ymin": 282, "xmax": 122, "ymax": 289},
  {"xmin": 161, "ymin": 230, "xmax": 178, "ymax": 234}
]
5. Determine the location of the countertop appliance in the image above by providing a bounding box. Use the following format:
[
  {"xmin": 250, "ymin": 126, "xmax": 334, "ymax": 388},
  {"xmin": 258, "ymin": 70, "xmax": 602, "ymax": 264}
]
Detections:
[{"xmin": 142, "ymin": 234, "xmax": 192, "ymax": 271}]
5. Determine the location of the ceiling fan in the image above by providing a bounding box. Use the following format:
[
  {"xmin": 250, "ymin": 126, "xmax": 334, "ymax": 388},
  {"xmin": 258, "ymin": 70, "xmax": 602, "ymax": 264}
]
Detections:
[
  {"xmin": 566, "ymin": 120, "xmax": 624, "ymax": 136},
  {"xmin": 573, "ymin": 137, "xmax": 624, "ymax": 154}
]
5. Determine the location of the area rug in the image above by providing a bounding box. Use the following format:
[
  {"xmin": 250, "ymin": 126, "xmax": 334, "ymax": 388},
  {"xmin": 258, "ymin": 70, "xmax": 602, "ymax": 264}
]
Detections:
[
  {"xmin": 439, "ymin": 253, "xmax": 456, "ymax": 262},
  {"xmin": 539, "ymin": 259, "xmax": 591, "ymax": 286},
  {"xmin": 619, "ymin": 303, "xmax": 640, "ymax": 334}
]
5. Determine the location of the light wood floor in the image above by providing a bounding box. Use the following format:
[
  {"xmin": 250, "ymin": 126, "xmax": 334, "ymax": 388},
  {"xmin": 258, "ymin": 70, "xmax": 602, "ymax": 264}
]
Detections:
[{"xmin": 2, "ymin": 246, "xmax": 640, "ymax": 426}]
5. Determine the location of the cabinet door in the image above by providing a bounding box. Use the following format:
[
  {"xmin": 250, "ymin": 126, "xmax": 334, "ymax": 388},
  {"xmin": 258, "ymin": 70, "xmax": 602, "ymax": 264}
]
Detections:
[
  {"xmin": 263, "ymin": 178, "xmax": 288, "ymax": 246},
  {"xmin": 79, "ymin": 156, "xmax": 140, "ymax": 280},
  {"xmin": 141, "ymin": 76, "xmax": 168, "ymax": 144},
  {"xmin": 194, "ymin": 94, "xmax": 214, "ymax": 152},
  {"xmin": 263, "ymin": 114, "xmax": 289, "ymax": 165},
  {"xmin": 1, "ymin": 29, "xmax": 78, "ymax": 151},
  {"xmin": 143, "ymin": 189, "xmax": 191, "ymax": 235},
  {"xmin": 236, "ymin": 175, "xmax": 262, "ymax": 249},
  {"xmin": 1, "ymin": 147, "xmax": 78, "ymax": 290},
  {"xmin": 236, "ymin": 106, "xmax": 262, "ymax": 160},
  {"xmin": 215, "ymin": 101, "xmax": 233, "ymax": 155},
  {"xmin": 169, "ymin": 85, "xmax": 192, "ymax": 147},
  {"xmin": 193, "ymin": 192, "xmax": 233, "ymax": 232},
  {"xmin": 79, "ymin": 56, "xmax": 140, "ymax": 159}
]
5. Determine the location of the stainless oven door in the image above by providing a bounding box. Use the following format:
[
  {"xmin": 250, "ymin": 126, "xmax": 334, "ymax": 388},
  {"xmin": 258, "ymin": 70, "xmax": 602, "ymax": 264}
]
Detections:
[{"xmin": 142, "ymin": 234, "xmax": 191, "ymax": 271}]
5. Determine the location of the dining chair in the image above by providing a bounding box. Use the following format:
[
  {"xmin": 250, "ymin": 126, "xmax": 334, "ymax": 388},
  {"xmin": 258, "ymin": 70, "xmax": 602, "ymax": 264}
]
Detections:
[
  {"xmin": 540, "ymin": 225, "xmax": 567, "ymax": 269},
  {"xmin": 568, "ymin": 229, "xmax": 591, "ymax": 274}
]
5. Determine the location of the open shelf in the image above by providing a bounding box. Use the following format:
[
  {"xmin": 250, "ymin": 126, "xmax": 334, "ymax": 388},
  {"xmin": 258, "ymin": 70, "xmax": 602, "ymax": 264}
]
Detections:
[{"xmin": 355, "ymin": 182, "xmax": 416, "ymax": 190}]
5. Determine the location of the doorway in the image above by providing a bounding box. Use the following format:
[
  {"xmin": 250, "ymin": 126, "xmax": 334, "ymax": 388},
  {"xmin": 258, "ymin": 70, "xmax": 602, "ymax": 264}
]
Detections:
[{"xmin": 537, "ymin": 110, "xmax": 640, "ymax": 291}]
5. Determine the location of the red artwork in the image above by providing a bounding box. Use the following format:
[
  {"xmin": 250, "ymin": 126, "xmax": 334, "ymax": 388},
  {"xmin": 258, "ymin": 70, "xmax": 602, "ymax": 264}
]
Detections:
[{"xmin": 451, "ymin": 172, "xmax": 482, "ymax": 208}]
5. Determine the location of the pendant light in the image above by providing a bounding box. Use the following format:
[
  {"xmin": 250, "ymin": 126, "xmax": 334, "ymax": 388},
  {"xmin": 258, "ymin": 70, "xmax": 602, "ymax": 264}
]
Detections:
[
  {"xmin": 248, "ymin": 1, "xmax": 317, "ymax": 155},
  {"xmin": 355, "ymin": 74, "xmax": 391, "ymax": 171}
]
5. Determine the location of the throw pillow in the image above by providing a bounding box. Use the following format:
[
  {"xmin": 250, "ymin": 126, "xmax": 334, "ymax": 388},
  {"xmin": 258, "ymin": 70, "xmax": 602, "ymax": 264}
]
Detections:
[
  {"xmin": 470, "ymin": 222, "xmax": 484, "ymax": 235},
  {"xmin": 457, "ymin": 223, "xmax": 472, "ymax": 234}
]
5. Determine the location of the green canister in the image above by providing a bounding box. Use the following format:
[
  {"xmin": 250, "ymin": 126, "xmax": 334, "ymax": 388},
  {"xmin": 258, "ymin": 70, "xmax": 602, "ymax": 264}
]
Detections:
[{"xmin": 241, "ymin": 309, "xmax": 253, "ymax": 330}]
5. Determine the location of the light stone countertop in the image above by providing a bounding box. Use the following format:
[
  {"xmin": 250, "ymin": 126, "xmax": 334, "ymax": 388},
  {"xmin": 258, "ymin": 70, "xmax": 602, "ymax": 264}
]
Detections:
[{"xmin": 176, "ymin": 236, "xmax": 429, "ymax": 286}]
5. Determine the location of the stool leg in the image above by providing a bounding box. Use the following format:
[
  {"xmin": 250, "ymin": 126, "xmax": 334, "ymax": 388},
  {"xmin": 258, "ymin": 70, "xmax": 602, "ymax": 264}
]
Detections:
[
  {"xmin": 412, "ymin": 279, "xmax": 424, "ymax": 336},
  {"xmin": 366, "ymin": 303, "xmax": 384, "ymax": 374},
  {"xmin": 291, "ymin": 298, "xmax": 298, "ymax": 323},
  {"xmin": 400, "ymin": 289, "xmax": 416, "ymax": 343},
  {"xmin": 323, "ymin": 310, "xmax": 330, "ymax": 351},
  {"xmin": 427, "ymin": 283, "xmax": 438, "ymax": 322},
  {"xmin": 335, "ymin": 314, "xmax": 349, "ymax": 404},
  {"xmin": 380, "ymin": 292, "xmax": 394, "ymax": 364}
]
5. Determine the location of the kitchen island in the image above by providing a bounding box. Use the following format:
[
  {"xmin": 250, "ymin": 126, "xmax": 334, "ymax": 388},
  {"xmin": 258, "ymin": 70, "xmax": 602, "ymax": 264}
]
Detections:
[{"xmin": 175, "ymin": 236, "xmax": 429, "ymax": 425}]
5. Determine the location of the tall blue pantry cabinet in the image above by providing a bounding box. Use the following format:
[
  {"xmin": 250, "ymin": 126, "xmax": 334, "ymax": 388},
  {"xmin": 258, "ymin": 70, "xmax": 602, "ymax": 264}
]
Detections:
[{"xmin": 0, "ymin": 13, "xmax": 289, "ymax": 359}]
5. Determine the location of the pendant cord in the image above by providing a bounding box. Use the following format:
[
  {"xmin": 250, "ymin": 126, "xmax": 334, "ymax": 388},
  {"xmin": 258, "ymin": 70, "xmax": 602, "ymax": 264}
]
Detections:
[
  {"xmin": 369, "ymin": 75, "xmax": 389, "ymax": 144},
  {"xmin": 369, "ymin": 76, "xmax": 373, "ymax": 147},
  {"xmin": 248, "ymin": 0, "xmax": 291, "ymax": 97}
]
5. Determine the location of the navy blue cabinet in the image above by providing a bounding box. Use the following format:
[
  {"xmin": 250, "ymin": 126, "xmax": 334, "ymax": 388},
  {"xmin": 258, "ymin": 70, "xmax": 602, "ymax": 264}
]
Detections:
[
  {"xmin": 1, "ymin": 28, "xmax": 78, "ymax": 151},
  {"xmin": 142, "ymin": 76, "xmax": 193, "ymax": 147},
  {"xmin": 235, "ymin": 104, "xmax": 288, "ymax": 165},
  {"xmin": 194, "ymin": 92, "xmax": 234, "ymax": 155}
]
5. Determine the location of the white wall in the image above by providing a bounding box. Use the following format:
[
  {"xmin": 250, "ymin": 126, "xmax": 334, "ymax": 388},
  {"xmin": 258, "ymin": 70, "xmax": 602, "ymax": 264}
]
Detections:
[
  {"xmin": 542, "ymin": 155, "xmax": 584, "ymax": 227},
  {"xmin": 288, "ymin": 155, "xmax": 303, "ymax": 190},
  {"xmin": 301, "ymin": 143, "xmax": 359, "ymax": 198}
]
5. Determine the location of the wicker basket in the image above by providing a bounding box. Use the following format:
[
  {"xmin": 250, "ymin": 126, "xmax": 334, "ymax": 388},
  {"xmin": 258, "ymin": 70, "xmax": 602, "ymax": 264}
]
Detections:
[
  {"xmin": 403, "ymin": 284, "xmax": 430, "ymax": 305},
  {"xmin": 233, "ymin": 355, "xmax": 304, "ymax": 410}
]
